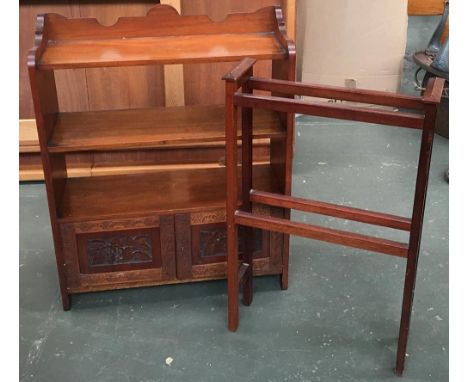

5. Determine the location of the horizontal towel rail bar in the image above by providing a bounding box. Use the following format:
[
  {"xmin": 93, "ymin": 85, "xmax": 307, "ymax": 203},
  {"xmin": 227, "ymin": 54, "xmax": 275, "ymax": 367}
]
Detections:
[
  {"xmin": 233, "ymin": 94, "xmax": 425, "ymax": 129},
  {"xmin": 234, "ymin": 211, "xmax": 409, "ymax": 258},
  {"xmin": 248, "ymin": 77, "xmax": 427, "ymax": 110},
  {"xmin": 249, "ymin": 190, "xmax": 412, "ymax": 231}
]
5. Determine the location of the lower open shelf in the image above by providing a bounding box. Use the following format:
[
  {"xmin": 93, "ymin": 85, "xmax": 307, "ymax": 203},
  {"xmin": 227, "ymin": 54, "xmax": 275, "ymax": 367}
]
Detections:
[{"xmin": 58, "ymin": 164, "xmax": 279, "ymax": 222}]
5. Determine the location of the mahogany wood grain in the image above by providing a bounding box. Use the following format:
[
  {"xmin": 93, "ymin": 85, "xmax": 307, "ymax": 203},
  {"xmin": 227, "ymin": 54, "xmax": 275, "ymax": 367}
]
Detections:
[
  {"xmin": 160, "ymin": 215, "xmax": 177, "ymax": 280},
  {"xmin": 182, "ymin": 0, "xmax": 284, "ymax": 21},
  {"xmin": 235, "ymin": 211, "xmax": 409, "ymax": 258},
  {"xmin": 234, "ymin": 94, "xmax": 425, "ymax": 130},
  {"xmin": 48, "ymin": 106, "xmax": 284, "ymax": 153},
  {"xmin": 20, "ymin": 2, "xmax": 166, "ymax": 116},
  {"xmin": 241, "ymin": 70, "xmax": 254, "ymax": 306},
  {"xmin": 250, "ymin": 190, "xmax": 412, "ymax": 231},
  {"xmin": 271, "ymin": 33, "xmax": 295, "ymax": 290},
  {"xmin": 191, "ymin": 257, "xmax": 280, "ymax": 280},
  {"xmin": 45, "ymin": 5, "xmax": 279, "ymax": 39},
  {"xmin": 59, "ymin": 164, "xmax": 279, "ymax": 222},
  {"xmin": 225, "ymin": 80, "xmax": 240, "ymax": 331},
  {"xmin": 175, "ymin": 214, "xmax": 193, "ymax": 279},
  {"xmin": 75, "ymin": 268, "xmax": 166, "ymax": 292},
  {"xmin": 35, "ymin": 6, "xmax": 287, "ymax": 69},
  {"xmin": 83, "ymin": 66, "xmax": 165, "ymax": 111},
  {"xmin": 183, "ymin": 62, "xmax": 244, "ymax": 106},
  {"xmin": 39, "ymin": 33, "xmax": 285, "ymax": 69},
  {"xmin": 268, "ymin": 207, "xmax": 285, "ymax": 271},
  {"xmin": 89, "ymin": 144, "xmax": 271, "ymax": 169},
  {"xmin": 180, "ymin": 0, "xmax": 284, "ymax": 105},
  {"xmin": 67, "ymin": 255, "xmax": 279, "ymax": 294},
  {"xmin": 71, "ymin": 3, "xmax": 166, "ymax": 110},
  {"xmin": 422, "ymin": 76, "xmax": 446, "ymax": 104},
  {"xmin": 28, "ymin": 56, "xmax": 70, "ymax": 309},
  {"xmin": 76, "ymin": 227, "xmax": 162, "ymax": 274},
  {"xmin": 248, "ymin": 77, "xmax": 427, "ymax": 110},
  {"xmin": 20, "ymin": 1, "xmax": 84, "ymax": 118},
  {"xmin": 223, "ymin": 57, "xmax": 257, "ymax": 84},
  {"xmin": 395, "ymin": 78, "xmax": 444, "ymax": 375}
]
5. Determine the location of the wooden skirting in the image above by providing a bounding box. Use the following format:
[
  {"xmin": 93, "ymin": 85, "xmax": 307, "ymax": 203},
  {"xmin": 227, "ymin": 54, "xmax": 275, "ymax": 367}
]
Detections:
[
  {"xmin": 19, "ymin": 119, "xmax": 43, "ymax": 181},
  {"xmin": 407, "ymin": 0, "xmax": 448, "ymax": 44},
  {"xmin": 408, "ymin": 0, "xmax": 446, "ymax": 15}
]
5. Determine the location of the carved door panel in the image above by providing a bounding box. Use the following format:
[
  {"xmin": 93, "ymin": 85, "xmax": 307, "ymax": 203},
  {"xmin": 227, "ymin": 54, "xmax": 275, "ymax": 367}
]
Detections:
[
  {"xmin": 174, "ymin": 209, "xmax": 282, "ymax": 281},
  {"xmin": 191, "ymin": 223, "xmax": 268, "ymax": 266},
  {"xmin": 61, "ymin": 215, "xmax": 176, "ymax": 292},
  {"xmin": 76, "ymin": 228, "xmax": 161, "ymax": 274}
]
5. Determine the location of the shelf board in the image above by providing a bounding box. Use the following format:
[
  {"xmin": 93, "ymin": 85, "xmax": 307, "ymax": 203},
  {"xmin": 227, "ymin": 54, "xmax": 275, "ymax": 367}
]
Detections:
[
  {"xmin": 39, "ymin": 33, "xmax": 285, "ymax": 69},
  {"xmin": 48, "ymin": 105, "xmax": 285, "ymax": 153},
  {"xmin": 59, "ymin": 164, "xmax": 278, "ymax": 222}
]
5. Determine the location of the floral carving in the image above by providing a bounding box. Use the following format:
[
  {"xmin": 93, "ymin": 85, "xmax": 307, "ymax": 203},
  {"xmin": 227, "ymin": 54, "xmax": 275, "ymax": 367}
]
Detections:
[
  {"xmin": 198, "ymin": 227, "xmax": 262, "ymax": 259},
  {"xmin": 200, "ymin": 228, "xmax": 227, "ymax": 258},
  {"xmin": 87, "ymin": 234, "xmax": 152, "ymax": 267}
]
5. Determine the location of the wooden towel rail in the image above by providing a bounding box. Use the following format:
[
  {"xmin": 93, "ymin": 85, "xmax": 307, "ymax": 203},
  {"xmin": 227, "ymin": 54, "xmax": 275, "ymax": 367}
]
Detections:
[{"xmin": 223, "ymin": 58, "xmax": 445, "ymax": 376}]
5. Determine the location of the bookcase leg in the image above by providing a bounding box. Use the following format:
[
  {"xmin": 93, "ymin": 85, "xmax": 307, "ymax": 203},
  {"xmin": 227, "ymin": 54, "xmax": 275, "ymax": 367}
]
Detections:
[
  {"xmin": 61, "ymin": 291, "xmax": 71, "ymax": 311},
  {"xmin": 227, "ymin": 227, "xmax": 239, "ymax": 331},
  {"xmin": 241, "ymin": 228, "xmax": 253, "ymax": 306},
  {"xmin": 280, "ymin": 233, "xmax": 290, "ymax": 290}
]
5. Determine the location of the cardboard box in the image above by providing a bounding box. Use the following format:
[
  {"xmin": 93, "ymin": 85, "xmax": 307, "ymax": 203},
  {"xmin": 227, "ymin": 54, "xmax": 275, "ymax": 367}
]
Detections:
[{"xmin": 297, "ymin": 0, "xmax": 408, "ymax": 98}]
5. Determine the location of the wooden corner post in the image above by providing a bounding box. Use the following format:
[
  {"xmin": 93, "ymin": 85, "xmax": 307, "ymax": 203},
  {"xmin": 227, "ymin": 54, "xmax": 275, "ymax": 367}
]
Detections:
[
  {"xmin": 223, "ymin": 57, "xmax": 257, "ymax": 331},
  {"xmin": 272, "ymin": 5, "xmax": 297, "ymax": 290},
  {"xmin": 395, "ymin": 77, "xmax": 445, "ymax": 375},
  {"xmin": 27, "ymin": 14, "xmax": 70, "ymax": 310}
]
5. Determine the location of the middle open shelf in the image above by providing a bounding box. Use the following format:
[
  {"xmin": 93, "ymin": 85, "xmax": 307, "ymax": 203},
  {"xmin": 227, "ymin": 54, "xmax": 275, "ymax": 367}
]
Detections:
[
  {"xmin": 48, "ymin": 105, "xmax": 285, "ymax": 153},
  {"xmin": 58, "ymin": 163, "xmax": 279, "ymax": 222}
]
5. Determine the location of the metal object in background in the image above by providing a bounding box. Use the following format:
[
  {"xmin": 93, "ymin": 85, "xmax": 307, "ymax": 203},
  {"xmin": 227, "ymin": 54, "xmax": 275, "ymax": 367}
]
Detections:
[{"xmin": 412, "ymin": 1, "xmax": 449, "ymax": 141}]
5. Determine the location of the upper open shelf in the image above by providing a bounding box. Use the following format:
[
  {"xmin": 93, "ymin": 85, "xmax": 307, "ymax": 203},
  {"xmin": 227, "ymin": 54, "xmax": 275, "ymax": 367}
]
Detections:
[
  {"xmin": 47, "ymin": 105, "xmax": 285, "ymax": 153},
  {"xmin": 29, "ymin": 5, "xmax": 292, "ymax": 69}
]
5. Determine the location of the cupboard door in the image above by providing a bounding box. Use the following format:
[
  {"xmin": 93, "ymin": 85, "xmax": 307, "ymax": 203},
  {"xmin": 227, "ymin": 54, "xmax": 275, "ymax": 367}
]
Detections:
[
  {"xmin": 60, "ymin": 215, "xmax": 176, "ymax": 293},
  {"xmin": 175, "ymin": 208, "xmax": 282, "ymax": 281},
  {"xmin": 191, "ymin": 222, "xmax": 268, "ymax": 266},
  {"xmin": 76, "ymin": 228, "xmax": 161, "ymax": 274}
]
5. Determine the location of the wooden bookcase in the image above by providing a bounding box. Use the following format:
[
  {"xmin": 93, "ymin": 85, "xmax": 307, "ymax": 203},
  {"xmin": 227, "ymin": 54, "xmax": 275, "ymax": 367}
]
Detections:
[{"xmin": 28, "ymin": 4, "xmax": 296, "ymax": 309}]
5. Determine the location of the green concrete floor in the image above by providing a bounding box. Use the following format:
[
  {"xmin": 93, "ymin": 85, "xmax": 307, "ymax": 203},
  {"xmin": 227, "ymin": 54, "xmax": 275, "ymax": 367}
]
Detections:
[{"xmin": 19, "ymin": 17, "xmax": 448, "ymax": 382}]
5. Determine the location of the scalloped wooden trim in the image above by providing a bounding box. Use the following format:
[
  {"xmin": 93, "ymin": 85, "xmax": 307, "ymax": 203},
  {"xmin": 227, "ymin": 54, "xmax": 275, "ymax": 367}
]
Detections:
[
  {"xmin": 273, "ymin": 6, "xmax": 296, "ymax": 59},
  {"xmin": 40, "ymin": 5, "xmax": 279, "ymax": 41},
  {"xmin": 27, "ymin": 13, "xmax": 47, "ymax": 68}
]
